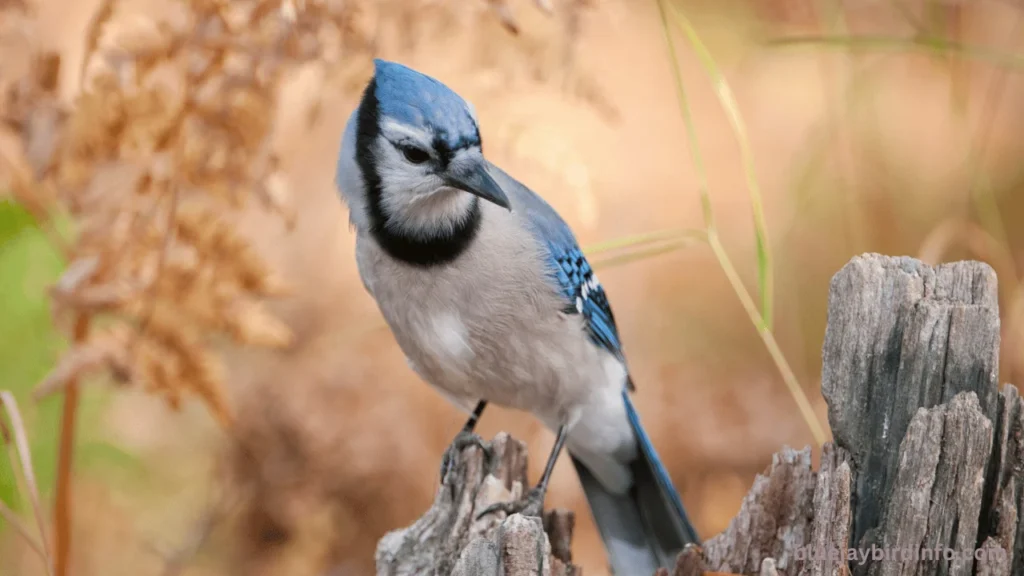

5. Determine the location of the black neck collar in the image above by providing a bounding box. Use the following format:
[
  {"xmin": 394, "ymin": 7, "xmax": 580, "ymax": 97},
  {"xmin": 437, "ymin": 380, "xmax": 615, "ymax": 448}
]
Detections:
[{"xmin": 354, "ymin": 78, "xmax": 482, "ymax": 268}]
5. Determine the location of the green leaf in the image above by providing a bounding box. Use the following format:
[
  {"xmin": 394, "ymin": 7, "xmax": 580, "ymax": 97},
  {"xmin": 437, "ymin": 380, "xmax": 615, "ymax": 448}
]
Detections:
[
  {"xmin": 0, "ymin": 200, "xmax": 38, "ymax": 251},
  {"xmin": 0, "ymin": 201, "xmax": 64, "ymax": 514}
]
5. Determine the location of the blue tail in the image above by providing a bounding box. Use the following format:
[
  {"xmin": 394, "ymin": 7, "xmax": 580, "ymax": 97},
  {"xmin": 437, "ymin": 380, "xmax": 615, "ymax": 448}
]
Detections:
[{"xmin": 571, "ymin": 391, "xmax": 699, "ymax": 575}]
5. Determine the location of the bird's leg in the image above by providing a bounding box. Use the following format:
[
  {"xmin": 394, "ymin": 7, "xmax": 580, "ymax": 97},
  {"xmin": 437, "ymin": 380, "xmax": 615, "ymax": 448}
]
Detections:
[
  {"xmin": 476, "ymin": 422, "xmax": 568, "ymax": 519},
  {"xmin": 440, "ymin": 401, "xmax": 490, "ymax": 482}
]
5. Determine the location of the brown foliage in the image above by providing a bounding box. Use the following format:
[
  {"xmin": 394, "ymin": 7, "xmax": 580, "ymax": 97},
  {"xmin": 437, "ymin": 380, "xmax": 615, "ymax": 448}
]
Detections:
[{"xmin": 0, "ymin": 0, "xmax": 363, "ymax": 424}]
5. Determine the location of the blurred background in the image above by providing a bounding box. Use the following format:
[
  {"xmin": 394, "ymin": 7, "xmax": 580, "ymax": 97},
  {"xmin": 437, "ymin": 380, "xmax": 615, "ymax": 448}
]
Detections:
[{"xmin": 2, "ymin": 0, "xmax": 1024, "ymax": 574}]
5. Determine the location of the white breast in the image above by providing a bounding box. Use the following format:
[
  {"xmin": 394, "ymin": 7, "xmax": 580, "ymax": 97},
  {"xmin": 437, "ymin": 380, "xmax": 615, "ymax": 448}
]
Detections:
[
  {"xmin": 417, "ymin": 311, "xmax": 474, "ymax": 366},
  {"xmin": 352, "ymin": 203, "xmax": 622, "ymax": 419}
]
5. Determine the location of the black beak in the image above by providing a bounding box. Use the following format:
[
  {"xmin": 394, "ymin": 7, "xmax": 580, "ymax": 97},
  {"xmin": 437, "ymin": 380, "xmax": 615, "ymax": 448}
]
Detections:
[{"xmin": 445, "ymin": 161, "xmax": 511, "ymax": 211}]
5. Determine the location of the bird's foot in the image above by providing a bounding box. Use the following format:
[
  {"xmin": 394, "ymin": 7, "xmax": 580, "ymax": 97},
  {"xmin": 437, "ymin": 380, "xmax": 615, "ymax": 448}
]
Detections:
[
  {"xmin": 476, "ymin": 486, "xmax": 547, "ymax": 520},
  {"xmin": 440, "ymin": 430, "xmax": 489, "ymax": 482}
]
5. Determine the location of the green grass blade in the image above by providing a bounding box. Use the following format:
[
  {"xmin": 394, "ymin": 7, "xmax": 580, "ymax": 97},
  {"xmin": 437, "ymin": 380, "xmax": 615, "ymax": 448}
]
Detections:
[
  {"xmin": 584, "ymin": 228, "xmax": 707, "ymax": 256},
  {"xmin": 667, "ymin": 3, "xmax": 774, "ymax": 330},
  {"xmin": 654, "ymin": 0, "xmax": 826, "ymax": 445},
  {"xmin": 654, "ymin": 0, "xmax": 710, "ymax": 215},
  {"xmin": 1, "ymin": 391, "xmax": 54, "ymax": 575},
  {"xmin": 764, "ymin": 34, "xmax": 1024, "ymax": 71},
  {"xmin": 590, "ymin": 237, "xmax": 705, "ymax": 270}
]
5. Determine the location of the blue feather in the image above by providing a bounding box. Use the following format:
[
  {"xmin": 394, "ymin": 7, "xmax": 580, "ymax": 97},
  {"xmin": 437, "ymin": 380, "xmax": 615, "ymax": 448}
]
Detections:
[
  {"xmin": 372, "ymin": 59, "xmax": 479, "ymax": 150},
  {"xmin": 623, "ymin": 390, "xmax": 699, "ymax": 543},
  {"xmin": 545, "ymin": 242, "xmax": 625, "ymax": 363}
]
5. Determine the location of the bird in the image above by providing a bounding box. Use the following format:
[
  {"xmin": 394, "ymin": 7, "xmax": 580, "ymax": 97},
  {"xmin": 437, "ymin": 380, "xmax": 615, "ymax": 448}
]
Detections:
[{"xmin": 334, "ymin": 58, "xmax": 699, "ymax": 574}]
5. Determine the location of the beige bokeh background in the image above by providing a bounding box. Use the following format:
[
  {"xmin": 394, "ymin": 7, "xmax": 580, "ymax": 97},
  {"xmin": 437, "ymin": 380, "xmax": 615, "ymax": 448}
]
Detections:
[{"xmin": 5, "ymin": 1, "xmax": 1024, "ymax": 575}]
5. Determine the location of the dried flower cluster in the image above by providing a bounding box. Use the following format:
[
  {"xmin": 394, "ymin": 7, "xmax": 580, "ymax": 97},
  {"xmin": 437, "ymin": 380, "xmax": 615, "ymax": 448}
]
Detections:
[
  {"xmin": 0, "ymin": 0, "xmax": 585, "ymax": 429},
  {"xmin": 0, "ymin": 0, "xmax": 358, "ymax": 425}
]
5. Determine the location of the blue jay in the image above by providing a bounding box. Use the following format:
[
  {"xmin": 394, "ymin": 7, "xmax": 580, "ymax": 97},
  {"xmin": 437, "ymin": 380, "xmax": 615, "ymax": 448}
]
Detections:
[{"xmin": 335, "ymin": 59, "xmax": 699, "ymax": 574}]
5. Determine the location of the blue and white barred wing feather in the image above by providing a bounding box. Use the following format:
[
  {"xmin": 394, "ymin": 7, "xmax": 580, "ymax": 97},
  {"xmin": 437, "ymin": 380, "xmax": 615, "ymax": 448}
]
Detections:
[{"xmin": 548, "ymin": 245, "xmax": 637, "ymax": 390}]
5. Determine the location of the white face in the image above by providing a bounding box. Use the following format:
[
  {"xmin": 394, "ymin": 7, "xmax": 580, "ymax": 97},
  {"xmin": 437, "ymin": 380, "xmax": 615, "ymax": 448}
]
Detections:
[
  {"xmin": 373, "ymin": 119, "xmax": 486, "ymax": 239},
  {"xmin": 376, "ymin": 120, "xmax": 446, "ymax": 200}
]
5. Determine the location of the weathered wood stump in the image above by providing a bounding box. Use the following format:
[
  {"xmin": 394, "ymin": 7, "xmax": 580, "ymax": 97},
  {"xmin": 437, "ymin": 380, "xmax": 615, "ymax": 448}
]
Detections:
[
  {"xmin": 375, "ymin": 433, "xmax": 580, "ymax": 576},
  {"xmin": 375, "ymin": 254, "xmax": 1024, "ymax": 576}
]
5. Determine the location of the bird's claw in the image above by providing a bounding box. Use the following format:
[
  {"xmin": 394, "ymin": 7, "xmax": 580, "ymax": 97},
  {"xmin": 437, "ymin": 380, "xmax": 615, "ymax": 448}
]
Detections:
[
  {"xmin": 476, "ymin": 486, "xmax": 546, "ymax": 520},
  {"xmin": 440, "ymin": 430, "xmax": 489, "ymax": 483}
]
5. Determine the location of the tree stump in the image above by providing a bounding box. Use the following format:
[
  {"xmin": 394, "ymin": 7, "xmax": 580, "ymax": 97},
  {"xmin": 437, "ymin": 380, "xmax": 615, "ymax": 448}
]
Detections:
[
  {"xmin": 375, "ymin": 432, "xmax": 580, "ymax": 576},
  {"xmin": 375, "ymin": 254, "xmax": 1024, "ymax": 576}
]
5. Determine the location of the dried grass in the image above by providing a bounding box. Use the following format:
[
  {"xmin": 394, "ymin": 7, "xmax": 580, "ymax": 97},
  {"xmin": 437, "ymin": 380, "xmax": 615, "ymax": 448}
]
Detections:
[
  {"xmin": 0, "ymin": 0, "xmax": 366, "ymax": 424},
  {"xmin": 0, "ymin": 0, "xmax": 576, "ymax": 434},
  {"xmin": 0, "ymin": 3, "xmax": 356, "ymax": 573},
  {"xmin": 0, "ymin": 391, "xmax": 53, "ymax": 575}
]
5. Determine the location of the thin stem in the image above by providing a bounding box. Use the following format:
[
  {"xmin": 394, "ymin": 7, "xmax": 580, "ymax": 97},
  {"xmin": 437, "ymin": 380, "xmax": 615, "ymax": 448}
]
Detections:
[
  {"xmin": 0, "ymin": 391, "xmax": 54, "ymax": 576},
  {"xmin": 584, "ymin": 228, "xmax": 706, "ymax": 256},
  {"xmin": 590, "ymin": 238, "xmax": 703, "ymax": 270},
  {"xmin": 707, "ymin": 236, "xmax": 826, "ymax": 443},
  {"xmin": 4, "ymin": 434, "xmax": 32, "ymax": 530},
  {"xmin": 654, "ymin": 0, "xmax": 827, "ymax": 445},
  {"xmin": 0, "ymin": 499, "xmax": 47, "ymax": 560},
  {"xmin": 765, "ymin": 34, "xmax": 1024, "ymax": 71},
  {"xmin": 54, "ymin": 314, "xmax": 90, "ymax": 576},
  {"xmin": 667, "ymin": 3, "xmax": 774, "ymax": 330}
]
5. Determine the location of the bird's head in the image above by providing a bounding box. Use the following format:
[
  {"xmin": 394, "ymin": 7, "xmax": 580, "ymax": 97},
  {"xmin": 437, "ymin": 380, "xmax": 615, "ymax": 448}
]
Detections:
[{"xmin": 336, "ymin": 59, "xmax": 510, "ymax": 239}]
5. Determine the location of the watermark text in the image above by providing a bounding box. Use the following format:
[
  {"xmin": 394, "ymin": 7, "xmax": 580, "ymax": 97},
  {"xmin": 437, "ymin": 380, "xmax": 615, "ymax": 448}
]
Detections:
[{"xmin": 795, "ymin": 544, "xmax": 1007, "ymax": 566}]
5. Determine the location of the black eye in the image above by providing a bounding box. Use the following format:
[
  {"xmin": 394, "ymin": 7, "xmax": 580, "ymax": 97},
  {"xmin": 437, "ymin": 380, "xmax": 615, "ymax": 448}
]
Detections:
[{"xmin": 399, "ymin": 145, "xmax": 430, "ymax": 164}]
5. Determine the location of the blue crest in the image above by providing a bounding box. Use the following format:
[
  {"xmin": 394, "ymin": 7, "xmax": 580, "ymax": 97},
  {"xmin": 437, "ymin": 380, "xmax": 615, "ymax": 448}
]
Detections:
[{"xmin": 372, "ymin": 59, "xmax": 480, "ymax": 149}]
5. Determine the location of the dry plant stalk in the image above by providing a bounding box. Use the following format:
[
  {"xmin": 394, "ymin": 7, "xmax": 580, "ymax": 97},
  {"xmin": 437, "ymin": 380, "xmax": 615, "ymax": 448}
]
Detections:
[
  {"xmin": 0, "ymin": 2, "xmax": 353, "ymax": 574},
  {"xmin": 1, "ymin": 0, "xmax": 357, "ymax": 424},
  {"xmin": 0, "ymin": 391, "xmax": 54, "ymax": 575}
]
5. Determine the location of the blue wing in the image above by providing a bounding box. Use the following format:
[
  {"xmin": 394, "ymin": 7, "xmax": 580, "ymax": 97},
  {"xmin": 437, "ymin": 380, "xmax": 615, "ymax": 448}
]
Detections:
[
  {"xmin": 547, "ymin": 243, "xmax": 627, "ymax": 362},
  {"xmin": 484, "ymin": 163, "xmax": 634, "ymax": 390}
]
